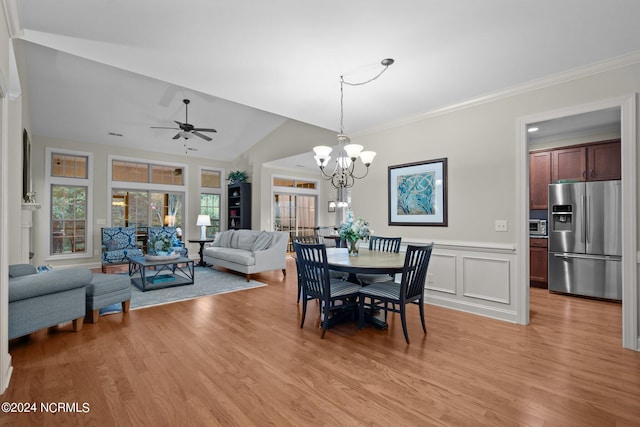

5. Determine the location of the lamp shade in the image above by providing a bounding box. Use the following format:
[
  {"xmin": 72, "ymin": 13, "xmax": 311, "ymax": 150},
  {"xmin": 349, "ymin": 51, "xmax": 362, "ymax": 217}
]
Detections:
[{"xmin": 196, "ymin": 215, "xmax": 211, "ymax": 227}]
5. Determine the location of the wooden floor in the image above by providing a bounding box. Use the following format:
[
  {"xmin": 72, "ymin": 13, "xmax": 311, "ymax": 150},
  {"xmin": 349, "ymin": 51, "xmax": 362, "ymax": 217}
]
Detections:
[{"xmin": 2, "ymin": 256, "xmax": 640, "ymax": 426}]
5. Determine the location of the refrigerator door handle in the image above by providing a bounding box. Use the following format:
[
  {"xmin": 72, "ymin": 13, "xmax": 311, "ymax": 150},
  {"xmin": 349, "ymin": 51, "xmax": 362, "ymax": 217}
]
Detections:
[
  {"xmin": 581, "ymin": 195, "xmax": 586, "ymax": 243},
  {"xmin": 553, "ymin": 253, "xmax": 621, "ymax": 262},
  {"xmin": 585, "ymin": 195, "xmax": 590, "ymax": 244}
]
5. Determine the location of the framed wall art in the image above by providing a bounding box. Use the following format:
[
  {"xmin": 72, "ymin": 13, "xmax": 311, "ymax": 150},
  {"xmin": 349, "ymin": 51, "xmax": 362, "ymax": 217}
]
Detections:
[{"xmin": 388, "ymin": 158, "xmax": 448, "ymax": 226}]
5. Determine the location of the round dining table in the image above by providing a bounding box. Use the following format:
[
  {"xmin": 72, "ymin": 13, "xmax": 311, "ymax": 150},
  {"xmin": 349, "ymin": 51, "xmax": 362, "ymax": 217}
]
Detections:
[
  {"xmin": 325, "ymin": 247, "xmax": 406, "ymax": 330},
  {"xmin": 325, "ymin": 247, "xmax": 405, "ymax": 279}
]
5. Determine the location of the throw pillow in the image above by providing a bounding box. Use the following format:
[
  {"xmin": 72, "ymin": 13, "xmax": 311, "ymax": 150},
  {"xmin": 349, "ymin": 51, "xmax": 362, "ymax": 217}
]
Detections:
[
  {"xmin": 214, "ymin": 230, "xmax": 234, "ymax": 247},
  {"xmin": 251, "ymin": 231, "xmax": 273, "ymax": 252},
  {"xmin": 105, "ymin": 239, "xmax": 119, "ymax": 251}
]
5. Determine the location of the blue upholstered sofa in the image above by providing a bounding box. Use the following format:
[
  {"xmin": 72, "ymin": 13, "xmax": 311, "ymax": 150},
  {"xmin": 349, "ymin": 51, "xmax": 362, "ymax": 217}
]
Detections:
[
  {"xmin": 8, "ymin": 264, "xmax": 92, "ymax": 339},
  {"xmin": 101, "ymin": 226, "xmax": 144, "ymax": 272}
]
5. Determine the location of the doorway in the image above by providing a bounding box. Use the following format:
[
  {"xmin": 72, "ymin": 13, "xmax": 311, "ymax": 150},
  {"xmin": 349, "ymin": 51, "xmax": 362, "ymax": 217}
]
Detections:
[
  {"xmin": 273, "ymin": 193, "xmax": 317, "ymax": 251},
  {"xmin": 517, "ymin": 95, "xmax": 637, "ymax": 350}
]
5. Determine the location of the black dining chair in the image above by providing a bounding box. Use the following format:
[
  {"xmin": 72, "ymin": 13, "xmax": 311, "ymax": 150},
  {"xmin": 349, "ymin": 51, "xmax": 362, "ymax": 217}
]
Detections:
[
  {"xmin": 293, "ymin": 235, "xmax": 321, "ymax": 303},
  {"xmin": 356, "ymin": 236, "xmax": 402, "ymax": 285},
  {"xmin": 294, "ymin": 241, "xmax": 362, "ymax": 339},
  {"xmin": 358, "ymin": 243, "xmax": 434, "ymax": 344}
]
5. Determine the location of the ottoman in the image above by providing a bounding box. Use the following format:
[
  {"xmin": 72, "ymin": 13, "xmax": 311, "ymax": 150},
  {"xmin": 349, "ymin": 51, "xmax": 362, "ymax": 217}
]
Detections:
[{"xmin": 86, "ymin": 274, "xmax": 132, "ymax": 323}]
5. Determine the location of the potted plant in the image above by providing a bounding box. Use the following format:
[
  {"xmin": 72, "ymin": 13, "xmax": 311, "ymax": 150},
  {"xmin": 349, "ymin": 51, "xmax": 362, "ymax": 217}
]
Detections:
[{"xmin": 228, "ymin": 170, "xmax": 249, "ymax": 184}]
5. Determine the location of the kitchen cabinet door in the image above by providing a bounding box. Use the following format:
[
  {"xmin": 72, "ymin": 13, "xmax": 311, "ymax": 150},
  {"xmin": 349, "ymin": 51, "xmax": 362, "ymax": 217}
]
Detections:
[
  {"xmin": 530, "ymin": 238, "xmax": 548, "ymax": 288},
  {"xmin": 587, "ymin": 141, "xmax": 621, "ymax": 181},
  {"xmin": 529, "ymin": 151, "xmax": 551, "ymax": 209},
  {"xmin": 551, "ymin": 146, "xmax": 586, "ymax": 183}
]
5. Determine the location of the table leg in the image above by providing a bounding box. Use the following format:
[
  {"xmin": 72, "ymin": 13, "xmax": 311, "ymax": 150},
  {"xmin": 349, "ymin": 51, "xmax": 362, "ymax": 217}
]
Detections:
[{"xmin": 196, "ymin": 242, "xmax": 211, "ymax": 267}]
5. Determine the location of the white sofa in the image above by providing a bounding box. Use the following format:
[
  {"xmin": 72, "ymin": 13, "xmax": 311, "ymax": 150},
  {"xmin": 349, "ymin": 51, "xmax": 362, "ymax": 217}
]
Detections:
[{"xmin": 202, "ymin": 230, "xmax": 289, "ymax": 281}]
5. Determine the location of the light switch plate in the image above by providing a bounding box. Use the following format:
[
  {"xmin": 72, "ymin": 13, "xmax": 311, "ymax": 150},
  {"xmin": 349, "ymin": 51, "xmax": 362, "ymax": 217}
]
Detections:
[{"xmin": 495, "ymin": 220, "xmax": 508, "ymax": 232}]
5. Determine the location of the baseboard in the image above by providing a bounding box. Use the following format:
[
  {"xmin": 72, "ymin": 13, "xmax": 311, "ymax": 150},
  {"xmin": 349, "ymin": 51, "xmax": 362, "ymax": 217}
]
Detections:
[{"xmin": 426, "ymin": 294, "xmax": 519, "ymax": 324}]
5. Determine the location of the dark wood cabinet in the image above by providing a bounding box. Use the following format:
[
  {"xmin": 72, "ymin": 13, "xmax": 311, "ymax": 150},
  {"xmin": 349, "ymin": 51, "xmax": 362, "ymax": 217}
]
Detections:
[
  {"xmin": 530, "ymin": 238, "xmax": 548, "ymax": 288},
  {"xmin": 550, "ymin": 140, "xmax": 621, "ymax": 183},
  {"xmin": 529, "ymin": 151, "xmax": 552, "ymax": 209},
  {"xmin": 551, "ymin": 146, "xmax": 587, "ymax": 182},
  {"xmin": 227, "ymin": 183, "xmax": 251, "ymax": 230},
  {"xmin": 587, "ymin": 141, "xmax": 621, "ymax": 181}
]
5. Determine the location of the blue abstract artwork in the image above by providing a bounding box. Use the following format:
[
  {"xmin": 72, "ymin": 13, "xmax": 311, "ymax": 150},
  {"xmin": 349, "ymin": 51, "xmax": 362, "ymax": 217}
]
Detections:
[{"xmin": 396, "ymin": 171, "xmax": 435, "ymax": 215}]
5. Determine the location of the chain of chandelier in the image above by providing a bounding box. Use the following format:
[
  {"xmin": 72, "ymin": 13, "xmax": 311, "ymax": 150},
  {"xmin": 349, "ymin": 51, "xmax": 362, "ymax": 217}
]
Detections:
[{"xmin": 313, "ymin": 58, "xmax": 394, "ymax": 189}]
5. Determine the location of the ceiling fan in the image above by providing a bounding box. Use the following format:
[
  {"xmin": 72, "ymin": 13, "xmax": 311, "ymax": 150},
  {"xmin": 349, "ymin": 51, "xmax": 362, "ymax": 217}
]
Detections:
[{"xmin": 151, "ymin": 99, "xmax": 217, "ymax": 141}]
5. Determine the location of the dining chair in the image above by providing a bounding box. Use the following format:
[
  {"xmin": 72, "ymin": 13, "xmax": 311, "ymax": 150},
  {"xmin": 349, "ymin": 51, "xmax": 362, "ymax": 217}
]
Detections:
[
  {"xmin": 356, "ymin": 236, "xmax": 402, "ymax": 285},
  {"xmin": 358, "ymin": 243, "xmax": 434, "ymax": 344},
  {"xmin": 293, "ymin": 235, "xmax": 321, "ymax": 303},
  {"xmin": 293, "ymin": 235, "xmax": 347, "ymax": 303},
  {"xmin": 293, "ymin": 241, "xmax": 362, "ymax": 338}
]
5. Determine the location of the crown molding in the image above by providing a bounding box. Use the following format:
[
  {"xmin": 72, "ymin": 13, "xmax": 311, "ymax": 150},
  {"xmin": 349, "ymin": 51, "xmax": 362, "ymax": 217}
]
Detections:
[
  {"xmin": 357, "ymin": 50, "xmax": 640, "ymax": 137},
  {"xmin": 1, "ymin": 0, "xmax": 23, "ymax": 38}
]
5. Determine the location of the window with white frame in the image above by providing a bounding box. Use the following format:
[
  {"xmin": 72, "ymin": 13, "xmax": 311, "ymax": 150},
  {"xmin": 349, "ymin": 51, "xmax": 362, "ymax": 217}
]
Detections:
[
  {"xmin": 109, "ymin": 157, "xmax": 187, "ymax": 234},
  {"xmin": 46, "ymin": 149, "xmax": 93, "ymax": 258},
  {"xmin": 200, "ymin": 167, "xmax": 223, "ymax": 237}
]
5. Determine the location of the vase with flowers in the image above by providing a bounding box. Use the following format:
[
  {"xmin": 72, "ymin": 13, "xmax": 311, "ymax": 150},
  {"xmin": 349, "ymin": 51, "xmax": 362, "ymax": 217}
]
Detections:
[{"xmin": 338, "ymin": 210, "xmax": 371, "ymax": 256}]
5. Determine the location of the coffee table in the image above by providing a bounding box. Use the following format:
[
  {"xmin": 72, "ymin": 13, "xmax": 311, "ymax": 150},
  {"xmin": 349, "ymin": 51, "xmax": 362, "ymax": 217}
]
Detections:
[{"xmin": 128, "ymin": 256, "xmax": 195, "ymax": 292}]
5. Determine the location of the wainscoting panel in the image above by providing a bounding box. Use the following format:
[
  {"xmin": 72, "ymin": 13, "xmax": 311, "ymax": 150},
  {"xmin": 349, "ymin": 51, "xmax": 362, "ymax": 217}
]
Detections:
[
  {"xmin": 404, "ymin": 239, "xmax": 518, "ymax": 323},
  {"xmin": 426, "ymin": 253, "xmax": 456, "ymax": 294},
  {"xmin": 461, "ymin": 256, "xmax": 511, "ymax": 303}
]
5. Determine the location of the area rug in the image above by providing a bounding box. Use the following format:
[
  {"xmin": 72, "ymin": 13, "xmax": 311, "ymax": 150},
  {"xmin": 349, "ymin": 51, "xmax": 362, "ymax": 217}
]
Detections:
[{"xmin": 99, "ymin": 266, "xmax": 266, "ymax": 314}]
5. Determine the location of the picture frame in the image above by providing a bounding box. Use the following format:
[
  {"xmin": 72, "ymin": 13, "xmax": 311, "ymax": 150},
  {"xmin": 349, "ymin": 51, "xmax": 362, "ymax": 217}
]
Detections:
[
  {"xmin": 388, "ymin": 158, "xmax": 448, "ymax": 226},
  {"xmin": 22, "ymin": 129, "xmax": 31, "ymax": 202}
]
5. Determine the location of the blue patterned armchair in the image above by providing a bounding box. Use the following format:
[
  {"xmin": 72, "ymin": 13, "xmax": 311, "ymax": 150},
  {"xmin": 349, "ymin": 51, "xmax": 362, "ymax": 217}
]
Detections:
[
  {"xmin": 148, "ymin": 227, "xmax": 188, "ymax": 258},
  {"xmin": 101, "ymin": 227, "xmax": 144, "ymax": 272}
]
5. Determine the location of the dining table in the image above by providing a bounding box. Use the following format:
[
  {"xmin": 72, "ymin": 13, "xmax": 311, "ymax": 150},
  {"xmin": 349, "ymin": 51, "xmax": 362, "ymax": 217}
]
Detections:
[{"xmin": 325, "ymin": 247, "xmax": 406, "ymax": 329}]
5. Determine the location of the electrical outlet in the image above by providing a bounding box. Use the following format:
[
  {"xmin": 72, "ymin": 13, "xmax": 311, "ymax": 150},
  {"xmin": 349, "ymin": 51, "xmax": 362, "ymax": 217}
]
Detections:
[
  {"xmin": 495, "ymin": 220, "xmax": 508, "ymax": 232},
  {"xmin": 427, "ymin": 273, "xmax": 434, "ymax": 284},
  {"xmin": 94, "ymin": 249, "xmax": 100, "ymax": 256}
]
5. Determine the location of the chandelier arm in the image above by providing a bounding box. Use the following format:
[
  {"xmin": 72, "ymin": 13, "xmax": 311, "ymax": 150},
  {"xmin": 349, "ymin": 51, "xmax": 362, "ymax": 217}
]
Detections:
[{"xmin": 348, "ymin": 164, "xmax": 371, "ymax": 180}]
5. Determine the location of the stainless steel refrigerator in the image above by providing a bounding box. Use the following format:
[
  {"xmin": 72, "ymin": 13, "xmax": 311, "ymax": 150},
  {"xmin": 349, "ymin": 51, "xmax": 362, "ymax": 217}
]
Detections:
[{"xmin": 547, "ymin": 180, "xmax": 622, "ymax": 300}]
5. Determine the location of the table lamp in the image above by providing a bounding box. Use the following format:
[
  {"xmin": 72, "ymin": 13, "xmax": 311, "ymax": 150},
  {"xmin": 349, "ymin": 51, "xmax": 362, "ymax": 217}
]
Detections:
[{"xmin": 196, "ymin": 215, "xmax": 211, "ymax": 240}]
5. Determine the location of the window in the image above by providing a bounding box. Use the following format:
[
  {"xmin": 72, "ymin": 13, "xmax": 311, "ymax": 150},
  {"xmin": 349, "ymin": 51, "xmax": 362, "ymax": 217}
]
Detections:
[
  {"xmin": 200, "ymin": 195, "xmax": 221, "ymax": 237},
  {"xmin": 272, "ymin": 177, "xmax": 316, "ymax": 189},
  {"xmin": 51, "ymin": 185, "xmax": 87, "ymax": 254},
  {"xmin": 200, "ymin": 168, "xmax": 223, "ymax": 237},
  {"xmin": 111, "ymin": 160, "xmax": 184, "ymax": 185},
  {"xmin": 51, "ymin": 153, "xmax": 88, "ymax": 179},
  {"xmin": 201, "ymin": 169, "xmax": 221, "ymax": 188},
  {"xmin": 46, "ymin": 148, "xmax": 93, "ymax": 258},
  {"xmin": 109, "ymin": 156, "xmax": 187, "ymax": 231},
  {"xmin": 111, "ymin": 190, "xmax": 185, "ymax": 228}
]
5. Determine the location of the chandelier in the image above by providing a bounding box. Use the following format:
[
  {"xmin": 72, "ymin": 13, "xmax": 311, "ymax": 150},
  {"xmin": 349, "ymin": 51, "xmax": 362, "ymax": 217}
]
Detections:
[{"xmin": 313, "ymin": 58, "xmax": 394, "ymax": 189}]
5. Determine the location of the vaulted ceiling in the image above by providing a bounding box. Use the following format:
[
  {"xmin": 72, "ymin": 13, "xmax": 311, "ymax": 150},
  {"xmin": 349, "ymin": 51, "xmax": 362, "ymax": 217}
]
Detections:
[{"xmin": 9, "ymin": 0, "xmax": 640, "ymax": 162}]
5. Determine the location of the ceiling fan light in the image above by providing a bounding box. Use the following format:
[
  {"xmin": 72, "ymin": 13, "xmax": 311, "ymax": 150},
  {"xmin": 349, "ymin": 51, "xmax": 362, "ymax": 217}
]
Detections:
[{"xmin": 179, "ymin": 131, "xmax": 191, "ymax": 139}]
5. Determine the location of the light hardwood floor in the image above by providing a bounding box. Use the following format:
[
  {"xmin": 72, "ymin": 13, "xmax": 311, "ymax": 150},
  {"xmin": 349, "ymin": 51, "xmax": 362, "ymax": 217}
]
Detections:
[{"xmin": 2, "ymin": 256, "xmax": 640, "ymax": 426}]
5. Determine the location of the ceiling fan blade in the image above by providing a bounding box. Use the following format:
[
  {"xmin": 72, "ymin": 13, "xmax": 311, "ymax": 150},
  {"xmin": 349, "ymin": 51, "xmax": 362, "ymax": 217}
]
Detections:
[
  {"xmin": 150, "ymin": 126, "xmax": 179, "ymax": 130},
  {"xmin": 174, "ymin": 120, "xmax": 185, "ymax": 127},
  {"xmin": 192, "ymin": 128, "xmax": 217, "ymax": 133},
  {"xmin": 172, "ymin": 133, "xmax": 181, "ymax": 140},
  {"xmin": 192, "ymin": 131, "xmax": 212, "ymax": 141}
]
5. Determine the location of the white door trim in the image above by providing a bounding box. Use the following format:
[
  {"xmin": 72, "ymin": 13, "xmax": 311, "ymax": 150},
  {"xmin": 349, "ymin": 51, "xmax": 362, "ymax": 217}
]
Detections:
[{"xmin": 516, "ymin": 94, "xmax": 638, "ymax": 350}]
